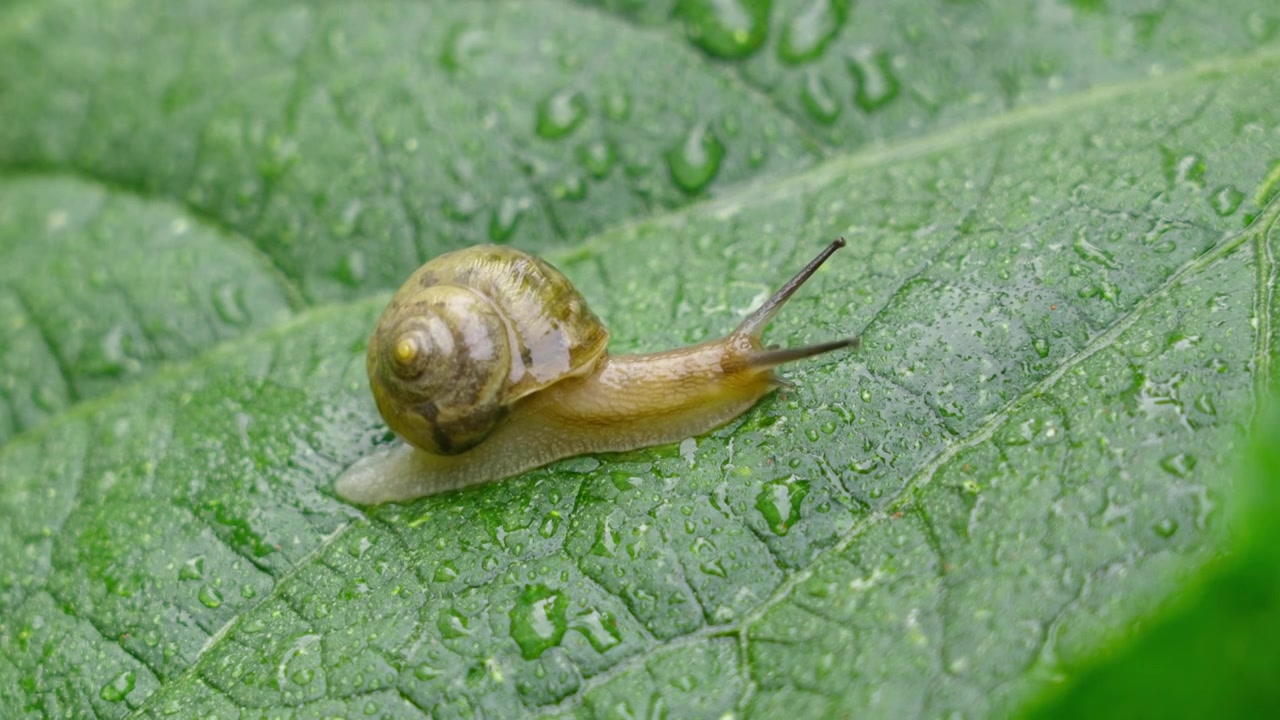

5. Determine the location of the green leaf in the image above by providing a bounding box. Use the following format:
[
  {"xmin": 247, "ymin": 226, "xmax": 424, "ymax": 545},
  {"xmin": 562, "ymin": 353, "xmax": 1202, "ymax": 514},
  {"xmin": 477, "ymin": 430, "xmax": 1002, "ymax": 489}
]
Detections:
[
  {"xmin": 1, "ymin": 0, "xmax": 1279, "ymax": 718},
  {"xmin": 1020, "ymin": 394, "xmax": 1280, "ymax": 719}
]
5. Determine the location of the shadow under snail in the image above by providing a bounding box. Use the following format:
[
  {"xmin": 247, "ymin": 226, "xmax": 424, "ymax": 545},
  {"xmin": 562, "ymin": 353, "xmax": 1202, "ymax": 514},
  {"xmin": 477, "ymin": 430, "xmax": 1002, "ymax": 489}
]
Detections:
[{"xmin": 335, "ymin": 239, "xmax": 859, "ymax": 504}]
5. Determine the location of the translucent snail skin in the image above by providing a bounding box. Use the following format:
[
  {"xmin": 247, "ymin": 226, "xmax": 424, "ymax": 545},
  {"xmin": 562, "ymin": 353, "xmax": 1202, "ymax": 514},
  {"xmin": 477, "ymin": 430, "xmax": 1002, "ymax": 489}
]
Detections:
[{"xmin": 335, "ymin": 239, "xmax": 858, "ymax": 504}]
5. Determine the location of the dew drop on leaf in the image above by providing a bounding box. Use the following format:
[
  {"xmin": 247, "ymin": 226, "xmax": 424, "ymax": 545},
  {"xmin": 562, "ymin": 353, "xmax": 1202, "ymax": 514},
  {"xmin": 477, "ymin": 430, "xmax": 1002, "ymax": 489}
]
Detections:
[
  {"xmin": 1209, "ymin": 185, "xmax": 1245, "ymax": 216},
  {"xmin": 198, "ymin": 585, "xmax": 223, "ymax": 609},
  {"xmin": 212, "ymin": 282, "xmax": 249, "ymax": 325},
  {"xmin": 509, "ymin": 584, "xmax": 569, "ymax": 659},
  {"xmin": 535, "ymin": 89, "xmax": 588, "ymax": 140},
  {"xmin": 99, "ymin": 670, "xmax": 135, "ymax": 702},
  {"xmin": 1072, "ymin": 230, "xmax": 1118, "ymax": 268},
  {"xmin": 539, "ymin": 513, "xmax": 560, "ymax": 538},
  {"xmin": 443, "ymin": 191, "xmax": 480, "ymax": 221},
  {"xmin": 433, "ymin": 560, "xmax": 458, "ymax": 582},
  {"xmin": 592, "ymin": 516, "xmax": 619, "ymax": 558},
  {"xmin": 439, "ymin": 26, "xmax": 487, "ymax": 71},
  {"xmin": 1153, "ymin": 517, "xmax": 1179, "ymax": 538},
  {"xmin": 779, "ymin": 0, "xmax": 848, "ymax": 64},
  {"xmin": 335, "ymin": 249, "xmax": 366, "ymax": 287},
  {"xmin": 756, "ymin": 475, "xmax": 809, "ymax": 535},
  {"xmin": 438, "ymin": 609, "xmax": 471, "ymax": 638},
  {"xmin": 1161, "ymin": 148, "xmax": 1206, "ymax": 188},
  {"xmin": 801, "ymin": 71, "xmax": 841, "ymax": 125},
  {"xmin": 179, "ymin": 556, "xmax": 204, "ymax": 580},
  {"xmin": 1160, "ymin": 453, "xmax": 1197, "ymax": 478},
  {"xmin": 553, "ymin": 173, "xmax": 588, "ymax": 202},
  {"xmin": 666, "ymin": 121, "xmax": 726, "ymax": 194},
  {"xmin": 571, "ymin": 608, "xmax": 622, "ymax": 652},
  {"xmin": 1032, "ymin": 336, "xmax": 1051, "ymax": 358},
  {"xmin": 677, "ymin": 0, "xmax": 771, "ymax": 59},
  {"xmin": 847, "ymin": 48, "xmax": 900, "ymax": 112},
  {"xmin": 488, "ymin": 196, "xmax": 525, "ymax": 242},
  {"xmin": 604, "ymin": 91, "xmax": 631, "ymax": 121},
  {"xmin": 577, "ymin": 139, "xmax": 616, "ymax": 179}
]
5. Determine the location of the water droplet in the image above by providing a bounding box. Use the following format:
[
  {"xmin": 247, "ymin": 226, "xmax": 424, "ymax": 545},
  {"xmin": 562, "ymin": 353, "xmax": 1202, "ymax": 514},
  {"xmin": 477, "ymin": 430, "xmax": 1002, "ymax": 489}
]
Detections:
[
  {"xmin": 847, "ymin": 48, "xmax": 900, "ymax": 112},
  {"xmin": 535, "ymin": 89, "xmax": 588, "ymax": 140},
  {"xmin": 509, "ymin": 584, "xmax": 569, "ymax": 660},
  {"xmin": 1210, "ymin": 185, "xmax": 1244, "ymax": 216},
  {"xmin": 291, "ymin": 667, "xmax": 315, "ymax": 686},
  {"xmin": 779, "ymin": 0, "xmax": 848, "ymax": 64},
  {"xmin": 666, "ymin": 121, "xmax": 725, "ymax": 194},
  {"xmin": 1195, "ymin": 393, "xmax": 1217, "ymax": 415},
  {"xmin": 577, "ymin": 140, "xmax": 616, "ymax": 179},
  {"xmin": 1160, "ymin": 453, "xmax": 1197, "ymax": 478},
  {"xmin": 335, "ymin": 249, "xmax": 366, "ymax": 287},
  {"xmin": 212, "ymin": 283, "xmax": 249, "ymax": 325},
  {"xmin": 1161, "ymin": 148, "xmax": 1206, "ymax": 188},
  {"xmin": 592, "ymin": 516, "xmax": 619, "ymax": 557},
  {"xmin": 756, "ymin": 475, "xmax": 810, "ymax": 535},
  {"xmin": 99, "ymin": 324, "xmax": 142, "ymax": 376},
  {"xmin": 349, "ymin": 536, "xmax": 372, "ymax": 558},
  {"xmin": 440, "ymin": 26, "xmax": 488, "ymax": 71},
  {"xmin": 1072, "ymin": 230, "xmax": 1118, "ymax": 268},
  {"xmin": 800, "ymin": 71, "xmax": 841, "ymax": 125},
  {"xmin": 604, "ymin": 91, "xmax": 631, "ymax": 121},
  {"xmin": 1032, "ymin": 336, "xmax": 1050, "ymax": 358},
  {"xmin": 443, "ymin": 191, "xmax": 480, "ymax": 221},
  {"xmin": 488, "ymin": 196, "xmax": 525, "ymax": 242},
  {"xmin": 680, "ymin": 437, "xmax": 698, "ymax": 466},
  {"xmin": 438, "ymin": 609, "xmax": 471, "ymax": 638},
  {"xmin": 572, "ymin": 609, "xmax": 623, "ymax": 652},
  {"xmin": 553, "ymin": 174, "xmax": 588, "ymax": 201},
  {"xmin": 99, "ymin": 670, "xmax": 135, "ymax": 702},
  {"xmin": 198, "ymin": 585, "xmax": 223, "ymax": 609},
  {"xmin": 434, "ymin": 561, "xmax": 458, "ymax": 583},
  {"xmin": 677, "ymin": 0, "xmax": 771, "ymax": 59},
  {"xmin": 1154, "ymin": 517, "xmax": 1179, "ymax": 538},
  {"xmin": 179, "ymin": 556, "xmax": 204, "ymax": 581},
  {"xmin": 539, "ymin": 513, "xmax": 561, "ymax": 538},
  {"xmin": 700, "ymin": 558, "xmax": 728, "ymax": 577}
]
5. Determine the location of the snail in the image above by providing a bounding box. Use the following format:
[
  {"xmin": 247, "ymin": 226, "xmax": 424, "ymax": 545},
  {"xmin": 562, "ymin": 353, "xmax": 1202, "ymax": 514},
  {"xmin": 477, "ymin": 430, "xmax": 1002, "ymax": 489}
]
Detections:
[{"xmin": 335, "ymin": 239, "xmax": 858, "ymax": 504}]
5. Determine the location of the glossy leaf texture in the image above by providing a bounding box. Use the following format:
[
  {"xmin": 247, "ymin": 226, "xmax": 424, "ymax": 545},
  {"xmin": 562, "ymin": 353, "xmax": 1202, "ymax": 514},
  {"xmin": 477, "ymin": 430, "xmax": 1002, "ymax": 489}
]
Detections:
[{"xmin": 1, "ymin": 0, "xmax": 1279, "ymax": 718}]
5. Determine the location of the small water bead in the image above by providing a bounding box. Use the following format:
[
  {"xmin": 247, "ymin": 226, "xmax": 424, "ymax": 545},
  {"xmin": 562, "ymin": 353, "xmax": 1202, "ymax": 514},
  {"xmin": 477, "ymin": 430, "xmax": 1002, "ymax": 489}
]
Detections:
[
  {"xmin": 779, "ymin": 0, "xmax": 848, "ymax": 64},
  {"xmin": 756, "ymin": 475, "xmax": 809, "ymax": 535},
  {"xmin": 1210, "ymin": 185, "xmax": 1244, "ymax": 216},
  {"xmin": 801, "ymin": 71, "xmax": 841, "ymax": 125},
  {"xmin": 198, "ymin": 585, "xmax": 223, "ymax": 609},
  {"xmin": 847, "ymin": 48, "xmax": 900, "ymax": 111},
  {"xmin": 1162, "ymin": 149, "xmax": 1206, "ymax": 188},
  {"xmin": 577, "ymin": 140, "xmax": 616, "ymax": 178},
  {"xmin": 535, "ymin": 89, "xmax": 589, "ymax": 140},
  {"xmin": 509, "ymin": 585, "xmax": 569, "ymax": 660},
  {"xmin": 677, "ymin": 0, "xmax": 772, "ymax": 59},
  {"xmin": 488, "ymin": 197, "xmax": 526, "ymax": 242},
  {"xmin": 1159, "ymin": 453, "xmax": 1197, "ymax": 478},
  {"xmin": 99, "ymin": 670, "xmax": 135, "ymax": 702},
  {"xmin": 666, "ymin": 121, "xmax": 725, "ymax": 194}
]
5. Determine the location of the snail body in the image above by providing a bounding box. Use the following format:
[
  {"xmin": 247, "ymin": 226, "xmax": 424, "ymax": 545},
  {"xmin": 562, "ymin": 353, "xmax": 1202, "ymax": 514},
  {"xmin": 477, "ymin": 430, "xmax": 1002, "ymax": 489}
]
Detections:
[{"xmin": 336, "ymin": 240, "xmax": 857, "ymax": 504}]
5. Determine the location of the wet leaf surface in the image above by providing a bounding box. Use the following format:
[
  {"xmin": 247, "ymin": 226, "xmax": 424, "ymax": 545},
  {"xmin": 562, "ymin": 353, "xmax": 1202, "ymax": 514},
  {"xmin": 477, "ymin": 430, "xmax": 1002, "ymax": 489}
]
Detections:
[{"xmin": 1, "ymin": 1, "xmax": 1278, "ymax": 717}]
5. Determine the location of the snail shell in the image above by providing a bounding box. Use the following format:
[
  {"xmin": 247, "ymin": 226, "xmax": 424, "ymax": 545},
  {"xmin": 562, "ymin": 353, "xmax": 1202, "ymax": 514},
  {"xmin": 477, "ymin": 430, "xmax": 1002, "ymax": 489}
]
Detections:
[
  {"xmin": 367, "ymin": 246, "xmax": 607, "ymax": 455},
  {"xmin": 337, "ymin": 240, "xmax": 857, "ymax": 504}
]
